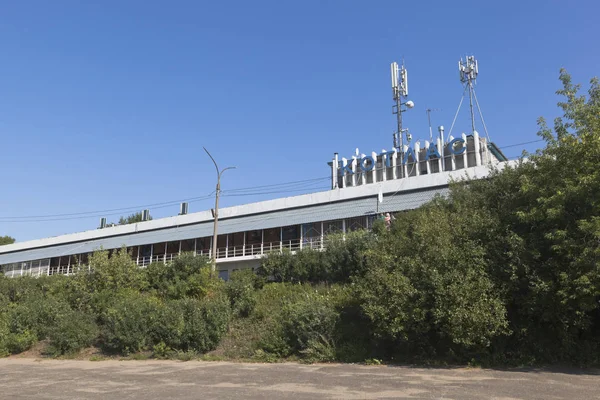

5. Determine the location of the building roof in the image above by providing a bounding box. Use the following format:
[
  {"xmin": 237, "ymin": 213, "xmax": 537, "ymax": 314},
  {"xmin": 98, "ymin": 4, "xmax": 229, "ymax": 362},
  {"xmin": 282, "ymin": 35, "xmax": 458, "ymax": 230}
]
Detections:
[{"xmin": 0, "ymin": 163, "xmax": 503, "ymax": 265}]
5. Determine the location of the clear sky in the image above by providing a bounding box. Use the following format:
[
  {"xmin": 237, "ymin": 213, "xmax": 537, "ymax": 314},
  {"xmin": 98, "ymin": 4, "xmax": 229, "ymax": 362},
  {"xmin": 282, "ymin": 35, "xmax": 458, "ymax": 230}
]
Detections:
[{"xmin": 1, "ymin": 0, "xmax": 598, "ymax": 241}]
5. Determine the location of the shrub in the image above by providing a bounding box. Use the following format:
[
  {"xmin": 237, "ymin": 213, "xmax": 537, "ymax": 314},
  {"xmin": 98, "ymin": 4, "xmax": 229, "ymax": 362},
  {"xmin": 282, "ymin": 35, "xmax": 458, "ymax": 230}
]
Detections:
[
  {"xmin": 354, "ymin": 202, "xmax": 509, "ymax": 361},
  {"xmin": 4, "ymin": 330, "xmax": 37, "ymax": 354},
  {"xmin": 177, "ymin": 294, "xmax": 231, "ymax": 353},
  {"xmin": 226, "ymin": 269, "xmax": 262, "ymax": 317},
  {"xmin": 146, "ymin": 253, "xmax": 219, "ymax": 300},
  {"xmin": 100, "ymin": 292, "xmax": 160, "ymax": 354},
  {"xmin": 253, "ymin": 285, "xmax": 342, "ymax": 362},
  {"xmin": 47, "ymin": 310, "xmax": 98, "ymax": 356},
  {"xmin": 258, "ymin": 231, "xmax": 373, "ymax": 284},
  {"xmin": 6, "ymin": 295, "xmax": 71, "ymax": 340},
  {"xmin": 319, "ymin": 231, "xmax": 373, "ymax": 282},
  {"xmin": 78, "ymin": 248, "xmax": 147, "ymax": 294},
  {"xmin": 0, "ymin": 312, "xmax": 9, "ymax": 357},
  {"xmin": 148, "ymin": 300, "xmax": 185, "ymax": 350},
  {"xmin": 279, "ymin": 291, "xmax": 339, "ymax": 362}
]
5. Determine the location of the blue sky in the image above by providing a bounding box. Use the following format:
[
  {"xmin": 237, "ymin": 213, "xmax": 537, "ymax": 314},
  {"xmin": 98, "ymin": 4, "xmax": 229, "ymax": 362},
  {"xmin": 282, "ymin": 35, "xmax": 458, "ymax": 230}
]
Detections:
[{"xmin": 1, "ymin": 0, "xmax": 598, "ymax": 241}]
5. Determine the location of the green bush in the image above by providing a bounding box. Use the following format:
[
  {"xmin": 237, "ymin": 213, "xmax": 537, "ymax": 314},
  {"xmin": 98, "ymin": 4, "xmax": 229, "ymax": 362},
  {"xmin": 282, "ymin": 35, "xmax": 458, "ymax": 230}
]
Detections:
[
  {"xmin": 0, "ymin": 312, "xmax": 9, "ymax": 357},
  {"xmin": 279, "ymin": 291, "xmax": 339, "ymax": 362},
  {"xmin": 319, "ymin": 231, "xmax": 373, "ymax": 282},
  {"xmin": 6, "ymin": 295, "xmax": 71, "ymax": 340},
  {"xmin": 47, "ymin": 310, "xmax": 98, "ymax": 356},
  {"xmin": 176, "ymin": 294, "xmax": 231, "ymax": 353},
  {"xmin": 148, "ymin": 300, "xmax": 185, "ymax": 350},
  {"xmin": 257, "ymin": 231, "xmax": 373, "ymax": 284},
  {"xmin": 253, "ymin": 284, "xmax": 343, "ymax": 362},
  {"xmin": 146, "ymin": 253, "xmax": 219, "ymax": 300},
  {"xmin": 100, "ymin": 292, "xmax": 160, "ymax": 354},
  {"xmin": 5, "ymin": 331, "xmax": 37, "ymax": 354},
  {"xmin": 78, "ymin": 248, "xmax": 147, "ymax": 294},
  {"xmin": 226, "ymin": 269, "xmax": 262, "ymax": 317},
  {"xmin": 354, "ymin": 201, "xmax": 509, "ymax": 362}
]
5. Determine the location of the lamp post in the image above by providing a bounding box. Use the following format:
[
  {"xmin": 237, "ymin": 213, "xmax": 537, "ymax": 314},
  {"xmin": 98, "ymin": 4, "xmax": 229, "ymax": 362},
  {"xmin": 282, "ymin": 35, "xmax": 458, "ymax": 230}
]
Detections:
[{"xmin": 203, "ymin": 147, "xmax": 236, "ymax": 273}]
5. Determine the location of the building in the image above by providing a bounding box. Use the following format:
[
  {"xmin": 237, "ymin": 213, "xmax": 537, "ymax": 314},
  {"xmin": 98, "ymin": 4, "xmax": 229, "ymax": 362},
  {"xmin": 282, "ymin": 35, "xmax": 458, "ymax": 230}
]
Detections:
[
  {"xmin": 0, "ymin": 133, "xmax": 509, "ymax": 280},
  {"xmin": 0, "ymin": 57, "xmax": 509, "ymax": 279}
]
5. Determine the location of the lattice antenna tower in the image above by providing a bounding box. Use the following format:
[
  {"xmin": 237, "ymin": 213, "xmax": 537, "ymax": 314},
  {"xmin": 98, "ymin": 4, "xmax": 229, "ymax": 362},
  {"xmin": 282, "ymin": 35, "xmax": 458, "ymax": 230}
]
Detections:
[
  {"xmin": 390, "ymin": 61, "xmax": 414, "ymax": 150},
  {"xmin": 448, "ymin": 55, "xmax": 491, "ymax": 141}
]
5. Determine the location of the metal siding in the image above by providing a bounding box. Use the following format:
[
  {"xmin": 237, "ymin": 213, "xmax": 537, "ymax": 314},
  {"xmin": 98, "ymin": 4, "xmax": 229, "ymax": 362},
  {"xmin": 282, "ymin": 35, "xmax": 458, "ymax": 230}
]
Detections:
[{"xmin": 0, "ymin": 187, "xmax": 447, "ymax": 265}]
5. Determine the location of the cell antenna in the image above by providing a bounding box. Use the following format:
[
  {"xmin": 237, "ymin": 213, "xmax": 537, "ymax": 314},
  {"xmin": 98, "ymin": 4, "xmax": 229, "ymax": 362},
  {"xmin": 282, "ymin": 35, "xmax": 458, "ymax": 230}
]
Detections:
[
  {"xmin": 390, "ymin": 61, "xmax": 414, "ymax": 151},
  {"xmin": 448, "ymin": 55, "xmax": 491, "ymax": 142}
]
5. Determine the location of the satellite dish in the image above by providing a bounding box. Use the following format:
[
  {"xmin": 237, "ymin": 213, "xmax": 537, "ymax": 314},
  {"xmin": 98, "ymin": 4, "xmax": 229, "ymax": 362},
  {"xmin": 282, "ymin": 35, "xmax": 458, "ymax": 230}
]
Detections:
[{"xmin": 405, "ymin": 100, "xmax": 415, "ymax": 109}]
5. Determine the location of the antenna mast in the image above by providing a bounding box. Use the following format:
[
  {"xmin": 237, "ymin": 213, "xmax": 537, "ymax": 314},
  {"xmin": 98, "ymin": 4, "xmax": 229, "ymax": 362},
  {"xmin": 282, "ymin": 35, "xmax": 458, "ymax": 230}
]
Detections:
[
  {"xmin": 459, "ymin": 56, "xmax": 478, "ymax": 135},
  {"xmin": 426, "ymin": 108, "xmax": 440, "ymax": 142},
  {"xmin": 390, "ymin": 61, "xmax": 413, "ymax": 151},
  {"xmin": 448, "ymin": 55, "xmax": 491, "ymax": 141}
]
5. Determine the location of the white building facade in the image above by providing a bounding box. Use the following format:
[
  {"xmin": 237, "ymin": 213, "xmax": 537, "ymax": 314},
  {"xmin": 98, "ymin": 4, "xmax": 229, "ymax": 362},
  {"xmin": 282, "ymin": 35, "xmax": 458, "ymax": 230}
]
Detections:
[{"xmin": 0, "ymin": 136, "xmax": 509, "ymax": 280}]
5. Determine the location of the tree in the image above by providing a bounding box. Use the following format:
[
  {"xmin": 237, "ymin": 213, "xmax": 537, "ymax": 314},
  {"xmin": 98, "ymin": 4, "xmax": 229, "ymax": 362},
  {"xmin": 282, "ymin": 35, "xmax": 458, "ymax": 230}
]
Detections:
[
  {"xmin": 439, "ymin": 69, "xmax": 600, "ymax": 363},
  {"xmin": 118, "ymin": 212, "xmax": 152, "ymax": 225},
  {"xmin": 0, "ymin": 236, "xmax": 15, "ymax": 246}
]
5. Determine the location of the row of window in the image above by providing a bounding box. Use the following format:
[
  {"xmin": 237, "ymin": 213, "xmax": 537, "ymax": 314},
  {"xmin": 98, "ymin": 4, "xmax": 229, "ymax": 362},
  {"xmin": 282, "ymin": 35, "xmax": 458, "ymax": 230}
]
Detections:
[{"xmin": 1, "ymin": 217, "xmax": 373, "ymax": 277}]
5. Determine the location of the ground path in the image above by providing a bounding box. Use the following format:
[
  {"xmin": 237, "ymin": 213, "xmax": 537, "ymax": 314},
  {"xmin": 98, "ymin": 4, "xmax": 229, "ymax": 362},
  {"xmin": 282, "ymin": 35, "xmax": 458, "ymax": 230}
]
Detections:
[{"xmin": 1, "ymin": 358, "xmax": 598, "ymax": 399}]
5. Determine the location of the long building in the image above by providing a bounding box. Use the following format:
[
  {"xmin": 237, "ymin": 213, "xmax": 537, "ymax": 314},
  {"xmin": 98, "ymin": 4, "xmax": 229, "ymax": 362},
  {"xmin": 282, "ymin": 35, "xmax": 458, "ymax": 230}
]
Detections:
[{"xmin": 0, "ymin": 132, "xmax": 509, "ymax": 280}]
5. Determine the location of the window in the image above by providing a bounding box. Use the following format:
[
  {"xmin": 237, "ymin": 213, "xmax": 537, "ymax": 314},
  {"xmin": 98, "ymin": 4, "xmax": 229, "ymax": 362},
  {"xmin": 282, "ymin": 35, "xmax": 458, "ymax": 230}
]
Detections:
[
  {"xmin": 196, "ymin": 237, "xmax": 211, "ymax": 252},
  {"xmin": 346, "ymin": 216, "xmax": 366, "ymax": 232},
  {"xmin": 245, "ymin": 230, "xmax": 262, "ymax": 255},
  {"xmin": 324, "ymin": 220, "xmax": 343, "ymax": 235},
  {"xmin": 263, "ymin": 228, "xmax": 280, "ymax": 252},
  {"xmin": 128, "ymin": 246, "xmax": 139, "ymax": 259},
  {"xmin": 152, "ymin": 242, "xmax": 166, "ymax": 256},
  {"xmin": 230, "ymin": 232, "xmax": 244, "ymax": 257},
  {"xmin": 140, "ymin": 245, "xmax": 152, "ymax": 258},
  {"xmin": 282, "ymin": 225, "xmax": 299, "ymax": 242},
  {"xmin": 166, "ymin": 241, "xmax": 179, "ymax": 255},
  {"xmin": 180, "ymin": 239, "xmax": 195, "ymax": 253}
]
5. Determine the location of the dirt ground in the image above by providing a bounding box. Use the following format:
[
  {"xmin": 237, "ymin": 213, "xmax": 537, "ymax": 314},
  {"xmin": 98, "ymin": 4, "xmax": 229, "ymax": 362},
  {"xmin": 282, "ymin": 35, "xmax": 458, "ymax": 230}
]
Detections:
[{"xmin": 1, "ymin": 358, "xmax": 599, "ymax": 399}]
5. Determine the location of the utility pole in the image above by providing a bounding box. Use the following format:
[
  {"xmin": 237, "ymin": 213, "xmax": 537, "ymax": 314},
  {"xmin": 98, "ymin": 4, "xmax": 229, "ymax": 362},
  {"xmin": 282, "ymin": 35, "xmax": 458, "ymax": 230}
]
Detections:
[{"xmin": 203, "ymin": 147, "xmax": 235, "ymax": 273}]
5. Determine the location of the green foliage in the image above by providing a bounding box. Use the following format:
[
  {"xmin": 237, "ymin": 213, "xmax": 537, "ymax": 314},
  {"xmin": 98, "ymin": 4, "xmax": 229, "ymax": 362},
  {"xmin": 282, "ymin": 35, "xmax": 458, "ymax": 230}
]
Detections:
[
  {"xmin": 474, "ymin": 70, "xmax": 600, "ymax": 363},
  {"xmin": 225, "ymin": 269, "xmax": 263, "ymax": 317},
  {"xmin": 76, "ymin": 248, "xmax": 147, "ymax": 294},
  {"xmin": 100, "ymin": 291, "xmax": 159, "ymax": 354},
  {"xmin": 147, "ymin": 299, "xmax": 186, "ymax": 350},
  {"xmin": 6, "ymin": 294, "xmax": 72, "ymax": 340},
  {"xmin": 47, "ymin": 310, "xmax": 98, "ymax": 356},
  {"xmin": 250, "ymin": 284, "xmax": 349, "ymax": 362},
  {"xmin": 146, "ymin": 253, "xmax": 217, "ymax": 300},
  {"xmin": 257, "ymin": 231, "xmax": 372, "ymax": 283},
  {"xmin": 118, "ymin": 211, "xmax": 152, "ymax": 225},
  {"xmin": 4, "ymin": 330, "xmax": 36, "ymax": 354},
  {"xmin": 152, "ymin": 341, "xmax": 171, "ymax": 359},
  {"xmin": 0, "ymin": 312, "xmax": 10, "ymax": 357},
  {"xmin": 176, "ymin": 294, "xmax": 231, "ymax": 353},
  {"xmin": 355, "ymin": 201, "xmax": 510, "ymax": 361},
  {"xmin": 0, "ymin": 236, "xmax": 15, "ymax": 246},
  {"xmin": 279, "ymin": 291, "xmax": 339, "ymax": 362}
]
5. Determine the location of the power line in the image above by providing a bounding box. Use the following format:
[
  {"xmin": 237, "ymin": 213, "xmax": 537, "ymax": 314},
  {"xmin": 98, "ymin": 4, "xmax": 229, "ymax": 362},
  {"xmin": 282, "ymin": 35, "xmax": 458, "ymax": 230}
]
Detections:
[
  {"xmin": 223, "ymin": 176, "xmax": 330, "ymax": 192},
  {"xmin": 496, "ymin": 139, "xmax": 544, "ymax": 149},
  {"xmin": 0, "ymin": 177, "xmax": 329, "ymax": 221},
  {"xmin": 0, "ymin": 138, "xmax": 544, "ymax": 224},
  {"xmin": 222, "ymin": 186, "xmax": 331, "ymax": 198},
  {"xmin": 0, "ymin": 194, "xmax": 215, "ymax": 221},
  {"xmin": 0, "ymin": 196, "xmax": 215, "ymax": 223}
]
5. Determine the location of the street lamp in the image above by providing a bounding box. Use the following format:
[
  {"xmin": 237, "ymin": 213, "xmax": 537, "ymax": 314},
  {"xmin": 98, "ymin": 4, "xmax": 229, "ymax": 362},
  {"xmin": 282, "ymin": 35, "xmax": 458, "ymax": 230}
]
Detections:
[{"xmin": 203, "ymin": 147, "xmax": 236, "ymax": 273}]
